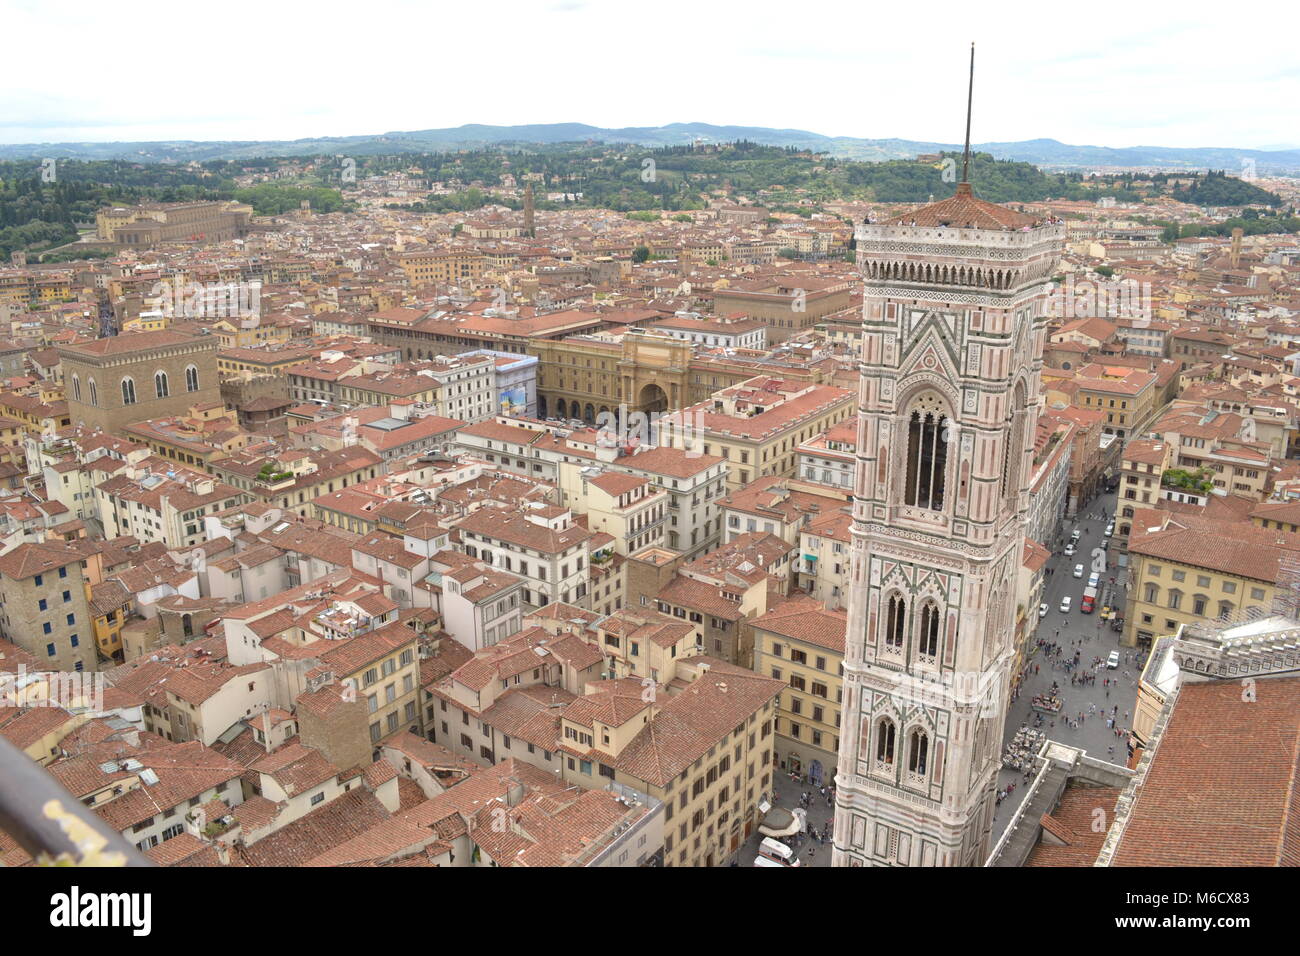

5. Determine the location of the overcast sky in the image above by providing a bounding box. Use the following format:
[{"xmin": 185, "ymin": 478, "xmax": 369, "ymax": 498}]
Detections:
[{"xmin": 3, "ymin": 0, "xmax": 1296, "ymax": 149}]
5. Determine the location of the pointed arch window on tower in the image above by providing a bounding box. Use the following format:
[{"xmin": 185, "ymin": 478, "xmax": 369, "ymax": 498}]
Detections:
[
  {"xmin": 154, "ymin": 371, "xmax": 169, "ymax": 399},
  {"xmin": 1002, "ymin": 383, "xmax": 1027, "ymax": 506},
  {"xmin": 874, "ymin": 719, "xmax": 896, "ymax": 773},
  {"xmin": 906, "ymin": 729, "xmax": 929, "ymax": 782},
  {"xmin": 903, "ymin": 394, "xmax": 949, "ymax": 511},
  {"xmin": 185, "ymin": 365, "xmax": 199, "ymax": 392},
  {"xmin": 121, "ymin": 377, "xmax": 136, "ymax": 406},
  {"xmin": 884, "ymin": 593, "xmax": 907, "ymax": 654},
  {"xmin": 918, "ymin": 601, "xmax": 941, "ymax": 665}
]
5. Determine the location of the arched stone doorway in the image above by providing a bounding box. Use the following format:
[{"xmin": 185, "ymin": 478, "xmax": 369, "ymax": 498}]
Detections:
[
  {"xmin": 639, "ymin": 383, "xmax": 668, "ymax": 415},
  {"xmin": 556, "ymin": 398, "xmax": 568, "ymax": 419},
  {"xmin": 538, "ymin": 395, "xmax": 548, "ymax": 419},
  {"xmin": 583, "ymin": 403, "xmax": 596, "ymax": 423}
]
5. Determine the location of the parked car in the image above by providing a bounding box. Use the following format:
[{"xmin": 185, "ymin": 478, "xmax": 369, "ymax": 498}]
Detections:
[
  {"xmin": 1088, "ymin": 572, "xmax": 1100, "ymax": 589},
  {"xmin": 1106, "ymin": 651, "xmax": 1120, "ymax": 669},
  {"xmin": 1104, "ymin": 524, "xmax": 1115, "ymax": 538},
  {"xmin": 1073, "ymin": 564, "xmax": 1084, "ymax": 578},
  {"xmin": 1039, "ymin": 603, "xmax": 1049, "ymax": 618},
  {"xmin": 1064, "ymin": 543, "xmax": 1076, "ymax": 557},
  {"xmin": 1060, "ymin": 596, "xmax": 1072, "ymax": 613}
]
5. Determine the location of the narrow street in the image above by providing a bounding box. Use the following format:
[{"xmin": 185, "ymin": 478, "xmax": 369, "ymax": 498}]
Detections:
[{"xmin": 992, "ymin": 486, "xmax": 1142, "ymax": 842}]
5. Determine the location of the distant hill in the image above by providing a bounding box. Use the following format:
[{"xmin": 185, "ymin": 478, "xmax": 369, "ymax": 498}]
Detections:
[{"xmin": 3, "ymin": 123, "xmax": 1300, "ymax": 173}]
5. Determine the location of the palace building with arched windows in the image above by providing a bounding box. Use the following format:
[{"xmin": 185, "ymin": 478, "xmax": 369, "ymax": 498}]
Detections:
[{"xmin": 56, "ymin": 328, "xmax": 222, "ymax": 434}]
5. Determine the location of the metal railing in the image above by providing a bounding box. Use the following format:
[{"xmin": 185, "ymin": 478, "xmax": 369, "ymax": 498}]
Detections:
[{"xmin": 0, "ymin": 736, "xmax": 152, "ymax": 867}]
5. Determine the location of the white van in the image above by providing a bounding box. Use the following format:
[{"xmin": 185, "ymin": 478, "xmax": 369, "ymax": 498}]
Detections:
[
  {"xmin": 759, "ymin": 837, "xmax": 801, "ymax": 866},
  {"xmin": 753, "ymin": 855, "xmax": 787, "ymax": 867}
]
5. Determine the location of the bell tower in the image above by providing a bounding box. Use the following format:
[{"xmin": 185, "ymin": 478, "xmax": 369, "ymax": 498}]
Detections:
[{"xmin": 832, "ymin": 46, "xmax": 1065, "ymax": 866}]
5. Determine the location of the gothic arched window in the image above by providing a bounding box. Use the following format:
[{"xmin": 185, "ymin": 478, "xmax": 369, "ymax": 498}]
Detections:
[
  {"xmin": 907, "ymin": 729, "xmax": 929, "ymax": 776},
  {"xmin": 903, "ymin": 393, "xmax": 949, "ymax": 511},
  {"xmin": 154, "ymin": 371, "xmax": 169, "ymax": 399},
  {"xmin": 121, "ymin": 377, "xmax": 137, "ymax": 406},
  {"xmin": 71, "ymin": 374, "xmax": 81, "ymax": 402},
  {"xmin": 918, "ymin": 600, "xmax": 940, "ymax": 663},
  {"xmin": 884, "ymin": 593, "xmax": 907, "ymax": 651},
  {"xmin": 1002, "ymin": 383, "xmax": 1028, "ymax": 505},
  {"xmin": 88, "ymin": 378, "xmax": 98, "ymax": 407},
  {"xmin": 875, "ymin": 719, "xmax": 896, "ymax": 768}
]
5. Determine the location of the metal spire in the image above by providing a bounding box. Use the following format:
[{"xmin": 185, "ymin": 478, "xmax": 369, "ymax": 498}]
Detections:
[{"xmin": 961, "ymin": 42, "xmax": 975, "ymax": 189}]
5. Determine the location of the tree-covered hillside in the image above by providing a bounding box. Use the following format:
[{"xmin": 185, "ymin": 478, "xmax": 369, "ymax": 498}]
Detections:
[
  {"xmin": 0, "ymin": 145, "xmax": 1288, "ymax": 259},
  {"xmin": 1173, "ymin": 170, "xmax": 1281, "ymax": 207}
]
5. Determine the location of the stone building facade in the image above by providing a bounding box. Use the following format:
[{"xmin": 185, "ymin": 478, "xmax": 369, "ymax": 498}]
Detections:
[
  {"xmin": 98, "ymin": 201, "xmax": 252, "ymax": 247},
  {"xmin": 0, "ymin": 541, "xmax": 97, "ymax": 672},
  {"xmin": 58, "ymin": 329, "xmax": 222, "ymax": 433}
]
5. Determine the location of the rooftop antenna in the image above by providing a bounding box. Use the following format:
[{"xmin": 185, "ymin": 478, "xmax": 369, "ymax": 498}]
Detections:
[{"xmin": 960, "ymin": 42, "xmax": 975, "ymax": 192}]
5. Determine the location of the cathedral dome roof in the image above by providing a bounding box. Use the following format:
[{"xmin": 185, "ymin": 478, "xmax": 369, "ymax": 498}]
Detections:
[{"xmin": 884, "ymin": 182, "xmax": 1039, "ymax": 231}]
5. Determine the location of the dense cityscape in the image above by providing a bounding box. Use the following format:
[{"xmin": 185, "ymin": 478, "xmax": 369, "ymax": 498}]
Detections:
[{"xmin": 0, "ymin": 13, "xmax": 1293, "ymax": 915}]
